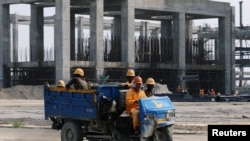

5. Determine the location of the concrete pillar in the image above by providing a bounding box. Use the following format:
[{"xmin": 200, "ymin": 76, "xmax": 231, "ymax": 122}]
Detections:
[
  {"xmin": 140, "ymin": 21, "xmax": 148, "ymax": 37},
  {"xmin": 30, "ymin": 5, "xmax": 44, "ymax": 62},
  {"xmin": 186, "ymin": 20, "xmax": 192, "ymax": 41},
  {"xmin": 161, "ymin": 20, "xmax": 172, "ymax": 38},
  {"xmin": 111, "ymin": 23, "xmax": 114, "ymax": 38},
  {"xmin": 77, "ymin": 17, "xmax": 84, "ymax": 60},
  {"xmin": 173, "ymin": 12, "xmax": 186, "ymax": 89},
  {"xmin": 111, "ymin": 16, "xmax": 121, "ymax": 62},
  {"xmin": 70, "ymin": 11, "xmax": 75, "ymax": 60},
  {"xmin": 0, "ymin": 4, "xmax": 10, "ymax": 88},
  {"xmin": 112, "ymin": 16, "xmax": 121, "ymax": 38},
  {"xmin": 90, "ymin": 0, "xmax": 104, "ymax": 82},
  {"xmin": 11, "ymin": 14, "xmax": 19, "ymax": 62},
  {"xmin": 54, "ymin": 0, "xmax": 71, "ymax": 83},
  {"xmin": 151, "ymin": 27, "xmax": 160, "ymax": 38},
  {"xmin": 215, "ymin": 35, "xmax": 219, "ymax": 63},
  {"xmin": 231, "ymin": 7, "xmax": 236, "ymax": 94},
  {"xmin": 218, "ymin": 9, "xmax": 234, "ymax": 95},
  {"xmin": 121, "ymin": 0, "xmax": 135, "ymax": 68}
]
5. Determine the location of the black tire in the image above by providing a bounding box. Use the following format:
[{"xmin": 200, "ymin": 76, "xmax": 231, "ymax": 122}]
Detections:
[
  {"xmin": 144, "ymin": 125, "xmax": 174, "ymax": 141},
  {"xmin": 61, "ymin": 121, "xmax": 83, "ymax": 141}
]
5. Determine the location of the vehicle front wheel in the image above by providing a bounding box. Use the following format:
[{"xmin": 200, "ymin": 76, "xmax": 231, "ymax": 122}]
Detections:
[
  {"xmin": 155, "ymin": 125, "xmax": 173, "ymax": 141},
  {"xmin": 61, "ymin": 121, "xmax": 83, "ymax": 141},
  {"xmin": 144, "ymin": 125, "xmax": 174, "ymax": 141}
]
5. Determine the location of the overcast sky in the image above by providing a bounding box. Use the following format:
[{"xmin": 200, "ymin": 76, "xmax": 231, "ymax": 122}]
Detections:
[
  {"xmin": 9, "ymin": 0, "xmax": 250, "ymax": 59},
  {"xmin": 220, "ymin": 0, "xmax": 249, "ymax": 26},
  {"xmin": 204, "ymin": 0, "xmax": 249, "ymax": 26}
]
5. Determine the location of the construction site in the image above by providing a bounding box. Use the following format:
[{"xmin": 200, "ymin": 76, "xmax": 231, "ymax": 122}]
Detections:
[{"xmin": 0, "ymin": 0, "xmax": 250, "ymax": 95}]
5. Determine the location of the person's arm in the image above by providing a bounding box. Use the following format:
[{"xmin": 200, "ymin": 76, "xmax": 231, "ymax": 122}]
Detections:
[
  {"xmin": 140, "ymin": 90, "xmax": 147, "ymax": 98},
  {"xmin": 65, "ymin": 79, "xmax": 74, "ymax": 88},
  {"xmin": 82, "ymin": 80, "xmax": 88, "ymax": 89},
  {"xmin": 126, "ymin": 89, "xmax": 135, "ymax": 106}
]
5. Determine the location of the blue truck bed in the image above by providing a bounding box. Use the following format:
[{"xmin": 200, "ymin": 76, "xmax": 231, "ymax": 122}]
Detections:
[{"xmin": 44, "ymin": 85, "xmax": 121, "ymax": 120}]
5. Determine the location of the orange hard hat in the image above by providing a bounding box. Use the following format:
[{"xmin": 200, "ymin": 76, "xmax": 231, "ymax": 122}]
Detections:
[{"xmin": 133, "ymin": 76, "xmax": 143, "ymax": 84}]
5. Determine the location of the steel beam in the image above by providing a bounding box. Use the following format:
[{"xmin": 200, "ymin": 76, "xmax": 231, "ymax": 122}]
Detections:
[{"xmin": 0, "ymin": 0, "xmax": 49, "ymax": 5}]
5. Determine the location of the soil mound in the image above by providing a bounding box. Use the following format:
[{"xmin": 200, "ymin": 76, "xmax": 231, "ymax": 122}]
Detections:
[
  {"xmin": 0, "ymin": 83, "xmax": 172, "ymax": 99},
  {"xmin": 0, "ymin": 85, "xmax": 44, "ymax": 99}
]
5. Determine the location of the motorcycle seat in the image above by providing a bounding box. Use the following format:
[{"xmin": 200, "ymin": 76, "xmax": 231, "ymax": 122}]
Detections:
[{"xmin": 119, "ymin": 111, "xmax": 130, "ymax": 117}]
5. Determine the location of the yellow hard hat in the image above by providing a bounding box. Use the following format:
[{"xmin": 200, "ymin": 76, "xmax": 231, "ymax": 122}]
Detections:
[
  {"xmin": 57, "ymin": 80, "xmax": 65, "ymax": 87},
  {"xmin": 73, "ymin": 68, "xmax": 84, "ymax": 77},
  {"xmin": 126, "ymin": 69, "xmax": 135, "ymax": 77},
  {"xmin": 146, "ymin": 77, "xmax": 155, "ymax": 85}
]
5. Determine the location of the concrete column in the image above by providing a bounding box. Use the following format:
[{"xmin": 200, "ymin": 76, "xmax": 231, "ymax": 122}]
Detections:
[
  {"xmin": 161, "ymin": 20, "xmax": 172, "ymax": 38},
  {"xmin": 11, "ymin": 14, "xmax": 19, "ymax": 62},
  {"xmin": 231, "ymin": 7, "xmax": 236, "ymax": 94},
  {"xmin": 121, "ymin": 0, "xmax": 135, "ymax": 68},
  {"xmin": 215, "ymin": 36, "xmax": 219, "ymax": 63},
  {"xmin": 186, "ymin": 20, "xmax": 192, "ymax": 41},
  {"xmin": 112, "ymin": 16, "xmax": 121, "ymax": 38},
  {"xmin": 0, "ymin": 4, "xmax": 10, "ymax": 88},
  {"xmin": 151, "ymin": 27, "xmax": 160, "ymax": 38},
  {"xmin": 173, "ymin": 12, "xmax": 186, "ymax": 89},
  {"xmin": 77, "ymin": 17, "xmax": 84, "ymax": 60},
  {"xmin": 111, "ymin": 22, "xmax": 114, "ymax": 38},
  {"xmin": 54, "ymin": 0, "xmax": 71, "ymax": 83},
  {"xmin": 90, "ymin": 0, "xmax": 104, "ymax": 82},
  {"xmin": 70, "ymin": 11, "xmax": 75, "ymax": 60},
  {"xmin": 30, "ymin": 5, "xmax": 44, "ymax": 62},
  {"xmin": 140, "ymin": 21, "xmax": 148, "ymax": 37},
  {"xmin": 218, "ymin": 9, "xmax": 234, "ymax": 95}
]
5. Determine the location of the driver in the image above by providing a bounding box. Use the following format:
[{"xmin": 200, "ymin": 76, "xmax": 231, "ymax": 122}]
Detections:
[{"xmin": 125, "ymin": 76, "xmax": 147, "ymax": 135}]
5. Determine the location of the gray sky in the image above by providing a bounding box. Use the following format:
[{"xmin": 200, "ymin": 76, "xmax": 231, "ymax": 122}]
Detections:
[{"xmin": 201, "ymin": 0, "xmax": 250, "ymax": 26}]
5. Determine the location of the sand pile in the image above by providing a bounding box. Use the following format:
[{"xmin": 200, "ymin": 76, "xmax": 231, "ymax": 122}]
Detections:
[
  {"xmin": 0, "ymin": 82, "xmax": 172, "ymax": 99},
  {"xmin": 154, "ymin": 83, "xmax": 172, "ymax": 94},
  {"xmin": 0, "ymin": 85, "xmax": 44, "ymax": 99}
]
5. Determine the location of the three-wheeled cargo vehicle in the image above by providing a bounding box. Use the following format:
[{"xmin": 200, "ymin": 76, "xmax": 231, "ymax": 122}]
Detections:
[{"xmin": 44, "ymin": 84, "xmax": 176, "ymax": 141}]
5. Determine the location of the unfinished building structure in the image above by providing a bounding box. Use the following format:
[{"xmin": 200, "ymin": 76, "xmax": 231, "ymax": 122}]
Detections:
[{"xmin": 0, "ymin": 0, "xmax": 234, "ymax": 94}]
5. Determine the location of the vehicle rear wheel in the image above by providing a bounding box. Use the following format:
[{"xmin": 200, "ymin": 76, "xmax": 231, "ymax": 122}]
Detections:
[{"xmin": 61, "ymin": 121, "xmax": 83, "ymax": 141}]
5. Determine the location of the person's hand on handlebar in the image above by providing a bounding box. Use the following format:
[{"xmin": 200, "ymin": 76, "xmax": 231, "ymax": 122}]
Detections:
[{"xmin": 134, "ymin": 100, "xmax": 138, "ymax": 104}]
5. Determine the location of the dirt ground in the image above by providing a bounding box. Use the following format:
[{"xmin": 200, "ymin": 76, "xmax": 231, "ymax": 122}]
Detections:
[
  {"xmin": 173, "ymin": 102, "xmax": 250, "ymax": 133},
  {"xmin": 0, "ymin": 85, "xmax": 250, "ymax": 133}
]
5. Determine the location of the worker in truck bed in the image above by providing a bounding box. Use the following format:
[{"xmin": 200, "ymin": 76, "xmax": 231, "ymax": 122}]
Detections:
[
  {"xmin": 66, "ymin": 68, "xmax": 88, "ymax": 89},
  {"xmin": 121, "ymin": 69, "xmax": 135, "ymax": 89},
  {"xmin": 56, "ymin": 80, "xmax": 65, "ymax": 88},
  {"xmin": 125, "ymin": 76, "xmax": 147, "ymax": 135}
]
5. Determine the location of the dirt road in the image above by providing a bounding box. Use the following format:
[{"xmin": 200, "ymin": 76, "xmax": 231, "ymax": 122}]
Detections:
[
  {"xmin": 0, "ymin": 100, "xmax": 250, "ymax": 140},
  {"xmin": 0, "ymin": 127, "xmax": 207, "ymax": 141},
  {"xmin": 0, "ymin": 100, "xmax": 50, "ymax": 127}
]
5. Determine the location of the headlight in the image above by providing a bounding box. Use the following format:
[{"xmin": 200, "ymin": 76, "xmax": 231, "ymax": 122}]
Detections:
[
  {"xmin": 144, "ymin": 114, "xmax": 155, "ymax": 120},
  {"xmin": 166, "ymin": 110, "xmax": 175, "ymax": 120}
]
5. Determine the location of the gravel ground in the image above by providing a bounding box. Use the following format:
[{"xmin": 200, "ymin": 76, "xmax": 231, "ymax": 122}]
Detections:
[
  {"xmin": 0, "ymin": 99, "xmax": 250, "ymax": 134},
  {"xmin": 173, "ymin": 102, "xmax": 250, "ymax": 133}
]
